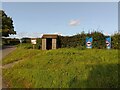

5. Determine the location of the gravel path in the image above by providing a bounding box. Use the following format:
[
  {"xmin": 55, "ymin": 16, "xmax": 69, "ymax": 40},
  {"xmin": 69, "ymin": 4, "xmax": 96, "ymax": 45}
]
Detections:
[{"xmin": 0, "ymin": 46, "xmax": 16, "ymax": 89}]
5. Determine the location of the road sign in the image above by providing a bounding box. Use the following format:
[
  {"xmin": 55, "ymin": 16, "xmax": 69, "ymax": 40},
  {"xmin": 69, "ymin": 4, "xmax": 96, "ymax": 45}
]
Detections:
[
  {"xmin": 31, "ymin": 39, "xmax": 36, "ymax": 45},
  {"xmin": 106, "ymin": 37, "xmax": 111, "ymax": 49},
  {"xmin": 86, "ymin": 37, "xmax": 93, "ymax": 48}
]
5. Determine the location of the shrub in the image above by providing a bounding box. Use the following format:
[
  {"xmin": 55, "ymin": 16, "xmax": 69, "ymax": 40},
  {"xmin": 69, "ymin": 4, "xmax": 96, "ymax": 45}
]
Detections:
[
  {"xmin": 111, "ymin": 33, "xmax": 120, "ymax": 49},
  {"xmin": 76, "ymin": 45, "xmax": 86, "ymax": 50},
  {"xmin": 21, "ymin": 37, "xmax": 31, "ymax": 43},
  {"xmin": 58, "ymin": 31, "xmax": 106, "ymax": 49},
  {"xmin": 35, "ymin": 38, "xmax": 42, "ymax": 49},
  {"xmin": 88, "ymin": 31, "xmax": 106, "ymax": 49},
  {"xmin": 2, "ymin": 38, "xmax": 20, "ymax": 45},
  {"xmin": 17, "ymin": 43, "xmax": 33, "ymax": 49}
]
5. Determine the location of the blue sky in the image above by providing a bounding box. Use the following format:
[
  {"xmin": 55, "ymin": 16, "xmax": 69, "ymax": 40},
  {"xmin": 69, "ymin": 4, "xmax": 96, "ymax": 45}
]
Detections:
[{"xmin": 2, "ymin": 2, "xmax": 118, "ymax": 38}]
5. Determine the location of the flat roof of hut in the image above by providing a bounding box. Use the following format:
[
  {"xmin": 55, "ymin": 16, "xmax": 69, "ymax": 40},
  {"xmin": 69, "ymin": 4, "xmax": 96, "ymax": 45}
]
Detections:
[{"xmin": 42, "ymin": 34, "xmax": 58, "ymax": 39}]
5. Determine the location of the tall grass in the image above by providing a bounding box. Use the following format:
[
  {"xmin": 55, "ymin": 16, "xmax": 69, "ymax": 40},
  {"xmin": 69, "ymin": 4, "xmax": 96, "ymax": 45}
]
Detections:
[{"xmin": 3, "ymin": 48, "xmax": 119, "ymax": 88}]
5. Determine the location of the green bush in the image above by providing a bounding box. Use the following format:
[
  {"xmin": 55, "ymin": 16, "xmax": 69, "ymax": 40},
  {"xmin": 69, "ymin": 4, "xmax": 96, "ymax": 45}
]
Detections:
[
  {"xmin": 2, "ymin": 38, "xmax": 20, "ymax": 45},
  {"xmin": 88, "ymin": 31, "xmax": 106, "ymax": 49},
  {"xmin": 58, "ymin": 33, "xmax": 86, "ymax": 48},
  {"xmin": 17, "ymin": 43, "xmax": 33, "ymax": 49},
  {"xmin": 111, "ymin": 33, "xmax": 120, "ymax": 49},
  {"xmin": 16, "ymin": 38, "xmax": 42, "ymax": 49},
  {"xmin": 35, "ymin": 38, "xmax": 42, "ymax": 49},
  {"xmin": 76, "ymin": 45, "xmax": 86, "ymax": 50},
  {"xmin": 59, "ymin": 31, "xmax": 106, "ymax": 49},
  {"xmin": 21, "ymin": 38, "xmax": 31, "ymax": 43},
  {"xmin": 58, "ymin": 31, "xmax": 119, "ymax": 49}
]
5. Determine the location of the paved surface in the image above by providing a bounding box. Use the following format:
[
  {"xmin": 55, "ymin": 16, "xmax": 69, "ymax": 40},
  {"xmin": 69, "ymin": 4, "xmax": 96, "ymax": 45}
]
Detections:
[
  {"xmin": 0, "ymin": 46, "xmax": 16, "ymax": 89},
  {"xmin": 2, "ymin": 46, "xmax": 16, "ymax": 59}
]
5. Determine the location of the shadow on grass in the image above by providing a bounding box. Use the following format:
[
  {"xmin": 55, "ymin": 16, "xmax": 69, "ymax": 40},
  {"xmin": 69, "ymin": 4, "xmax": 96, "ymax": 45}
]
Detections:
[{"xmin": 69, "ymin": 63, "xmax": 119, "ymax": 88}]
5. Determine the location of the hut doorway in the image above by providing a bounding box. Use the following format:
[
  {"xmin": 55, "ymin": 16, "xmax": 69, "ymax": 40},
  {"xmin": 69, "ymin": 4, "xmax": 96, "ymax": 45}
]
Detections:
[
  {"xmin": 46, "ymin": 38, "xmax": 52, "ymax": 50},
  {"xmin": 42, "ymin": 34, "xmax": 60, "ymax": 50}
]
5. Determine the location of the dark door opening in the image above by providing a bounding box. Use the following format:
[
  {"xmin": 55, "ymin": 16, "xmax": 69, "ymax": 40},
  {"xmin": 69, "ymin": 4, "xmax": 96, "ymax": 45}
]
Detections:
[{"xmin": 46, "ymin": 38, "xmax": 52, "ymax": 50}]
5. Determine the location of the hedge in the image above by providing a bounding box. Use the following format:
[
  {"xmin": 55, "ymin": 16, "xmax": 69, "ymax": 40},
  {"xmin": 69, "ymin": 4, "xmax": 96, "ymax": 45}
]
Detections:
[
  {"xmin": 3, "ymin": 31, "xmax": 119, "ymax": 49},
  {"xmin": 58, "ymin": 31, "xmax": 119, "ymax": 49},
  {"xmin": 111, "ymin": 33, "xmax": 120, "ymax": 49},
  {"xmin": 59, "ymin": 31, "xmax": 105, "ymax": 49},
  {"xmin": 2, "ymin": 38, "xmax": 20, "ymax": 45}
]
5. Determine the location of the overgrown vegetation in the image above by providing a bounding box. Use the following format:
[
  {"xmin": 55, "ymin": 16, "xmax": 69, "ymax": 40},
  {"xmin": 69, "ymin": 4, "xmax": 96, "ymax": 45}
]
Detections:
[
  {"xmin": 21, "ymin": 38, "xmax": 31, "ymax": 43},
  {"xmin": 2, "ymin": 38, "xmax": 20, "ymax": 46},
  {"xmin": 3, "ymin": 48, "xmax": 119, "ymax": 88},
  {"xmin": 16, "ymin": 43, "xmax": 33, "ymax": 49},
  {"xmin": 59, "ymin": 31, "xmax": 119, "ymax": 49},
  {"xmin": 34, "ymin": 38, "xmax": 42, "ymax": 49},
  {"xmin": 17, "ymin": 38, "xmax": 42, "ymax": 49},
  {"xmin": 111, "ymin": 33, "xmax": 120, "ymax": 49}
]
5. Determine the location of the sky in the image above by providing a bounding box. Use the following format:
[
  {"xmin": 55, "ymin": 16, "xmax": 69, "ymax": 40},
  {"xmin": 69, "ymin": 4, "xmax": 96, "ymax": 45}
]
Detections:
[{"xmin": 2, "ymin": 2, "xmax": 118, "ymax": 38}]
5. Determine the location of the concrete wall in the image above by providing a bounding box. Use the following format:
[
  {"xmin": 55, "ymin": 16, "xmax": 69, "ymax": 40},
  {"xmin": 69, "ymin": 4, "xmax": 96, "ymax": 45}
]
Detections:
[
  {"xmin": 42, "ymin": 39, "xmax": 46, "ymax": 50},
  {"xmin": 52, "ymin": 39, "xmax": 57, "ymax": 49},
  {"xmin": 42, "ymin": 38, "xmax": 57, "ymax": 50}
]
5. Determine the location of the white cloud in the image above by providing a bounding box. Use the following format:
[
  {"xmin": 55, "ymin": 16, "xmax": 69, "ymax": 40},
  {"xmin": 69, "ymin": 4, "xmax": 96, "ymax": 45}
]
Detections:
[{"xmin": 69, "ymin": 19, "xmax": 80, "ymax": 26}]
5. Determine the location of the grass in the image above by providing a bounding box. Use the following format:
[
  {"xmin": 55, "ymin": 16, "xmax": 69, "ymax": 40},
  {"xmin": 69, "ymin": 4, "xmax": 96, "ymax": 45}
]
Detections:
[{"xmin": 2, "ymin": 47, "xmax": 119, "ymax": 88}]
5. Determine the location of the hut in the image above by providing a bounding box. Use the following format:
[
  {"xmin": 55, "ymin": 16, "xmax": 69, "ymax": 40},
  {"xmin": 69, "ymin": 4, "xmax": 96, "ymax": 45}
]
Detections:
[{"xmin": 42, "ymin": 34, "xmax": 60, "ymax": 50}]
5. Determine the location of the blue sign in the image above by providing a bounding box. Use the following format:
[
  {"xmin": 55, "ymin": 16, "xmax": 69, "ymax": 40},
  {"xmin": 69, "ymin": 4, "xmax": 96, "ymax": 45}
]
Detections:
[
  {"xmin": 86, "ymin": 37, "xmax": 93, "ymax": 48},
  {"xmin": 106, "ymin": 37, "xmax": 111, "ymax": 49}
]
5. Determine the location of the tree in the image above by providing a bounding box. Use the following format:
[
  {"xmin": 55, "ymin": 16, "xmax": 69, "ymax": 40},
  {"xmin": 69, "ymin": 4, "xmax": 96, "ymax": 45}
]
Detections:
[{"xmin": 0, "ymin": 10, "xmax": 16, "ymax": 37}]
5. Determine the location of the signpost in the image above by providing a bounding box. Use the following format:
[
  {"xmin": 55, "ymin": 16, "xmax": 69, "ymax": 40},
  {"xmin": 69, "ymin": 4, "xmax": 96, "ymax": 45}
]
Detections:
[
  {"xmin": 106, "ymin": 37, "xmax": 111, "ymax": 49},
  {"xmin": 86, "ymin": 37, "xmax": 93, "ymax": 48},
  {"xmin": 31, "ymin": 38, "xmax": 37, "ymax": 49}
]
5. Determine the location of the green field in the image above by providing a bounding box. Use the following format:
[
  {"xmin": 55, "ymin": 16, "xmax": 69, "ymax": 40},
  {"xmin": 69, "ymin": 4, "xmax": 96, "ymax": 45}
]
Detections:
[{"xmin": 3, "ymin": 47, "xmax": 119, "ymax": 88}]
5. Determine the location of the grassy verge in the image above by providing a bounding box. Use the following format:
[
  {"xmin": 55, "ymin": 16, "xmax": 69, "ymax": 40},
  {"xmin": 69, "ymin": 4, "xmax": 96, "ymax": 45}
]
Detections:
[{"xmin": 3, "ymin": 48, "xmax": 119, "ymax": 88}]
